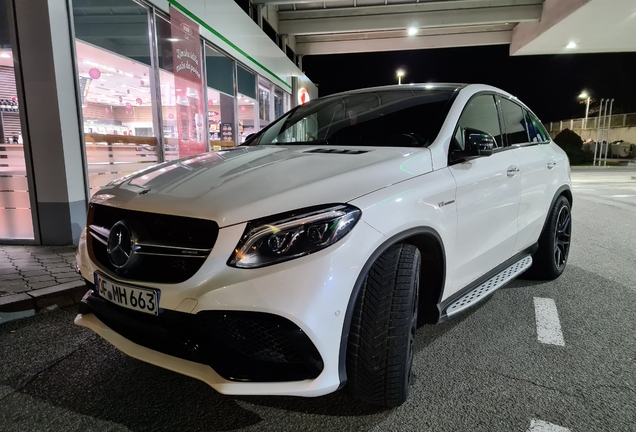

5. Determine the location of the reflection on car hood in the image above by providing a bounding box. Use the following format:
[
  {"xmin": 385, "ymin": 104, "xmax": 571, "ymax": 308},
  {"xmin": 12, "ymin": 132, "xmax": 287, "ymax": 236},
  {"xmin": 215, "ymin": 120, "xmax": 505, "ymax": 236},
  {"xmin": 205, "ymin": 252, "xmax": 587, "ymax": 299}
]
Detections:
[{"xmin": 93, "ymin": 145, "xmax": 432, "ymax": 227}]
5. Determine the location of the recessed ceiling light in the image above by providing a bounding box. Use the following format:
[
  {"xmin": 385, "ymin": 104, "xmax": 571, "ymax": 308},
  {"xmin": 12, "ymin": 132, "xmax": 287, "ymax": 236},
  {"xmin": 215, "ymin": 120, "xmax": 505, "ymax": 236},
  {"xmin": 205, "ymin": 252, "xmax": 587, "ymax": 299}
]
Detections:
[
  {"xmin": 566, "ymin": 41, "xmax": 577, "ymax": 49},
  {"xmin": 407, "ymin": 27, "xmax": 418, "ymax": 36}
]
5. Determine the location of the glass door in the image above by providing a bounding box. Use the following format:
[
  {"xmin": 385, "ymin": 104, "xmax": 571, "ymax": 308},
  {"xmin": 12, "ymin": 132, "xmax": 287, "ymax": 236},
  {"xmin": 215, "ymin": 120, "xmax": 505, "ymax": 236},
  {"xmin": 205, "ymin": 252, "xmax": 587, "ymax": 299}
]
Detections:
[{"xmin": 0, "ymin": 0, "xmax": 34, "ymax": 240}]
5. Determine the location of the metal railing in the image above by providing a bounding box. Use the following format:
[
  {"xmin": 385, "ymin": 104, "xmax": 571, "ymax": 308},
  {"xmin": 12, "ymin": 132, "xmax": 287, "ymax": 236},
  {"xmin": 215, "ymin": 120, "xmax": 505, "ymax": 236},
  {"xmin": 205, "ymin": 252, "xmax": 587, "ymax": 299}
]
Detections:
[
  {"xmin": 593, "ymin": 99, "xmax": 614, "ymax": 166},
  {"xmin": 546, "ymin": 112, "xmax": 636, "ymax": 133}
]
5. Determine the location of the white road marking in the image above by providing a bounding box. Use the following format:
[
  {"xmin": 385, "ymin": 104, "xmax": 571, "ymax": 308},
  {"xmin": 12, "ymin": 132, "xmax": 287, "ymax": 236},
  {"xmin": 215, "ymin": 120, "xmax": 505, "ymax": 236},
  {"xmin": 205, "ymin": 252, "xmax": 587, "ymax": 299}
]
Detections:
[
  {"xmin": 528, "ymin": 419, "xmax": 571, "ymax": 432},
  {"xmin": 610, "ymin": 194, "xmax": 636, "ymax": 198},
  {"xmin": 533, "ymin": 297, "xmax": 565, "ymax": 346}
]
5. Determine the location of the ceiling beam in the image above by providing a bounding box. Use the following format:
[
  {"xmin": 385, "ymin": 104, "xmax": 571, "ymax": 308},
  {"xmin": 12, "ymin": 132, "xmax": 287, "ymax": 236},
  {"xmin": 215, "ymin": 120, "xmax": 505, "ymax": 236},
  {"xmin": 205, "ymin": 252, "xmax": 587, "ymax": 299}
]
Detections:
[
  {"xmin": 279, "ymin": 0, "xmax": 543, "ymax": 19},
  {"xmin": 253, "ymin": 0, "xmax": 346, "ymax": 4},
  {"xmin": 296, "ymin": 24, "xmax": 516, "ymax": 43},
  {"xmin": 296, "ymin": 30, "xmax": 513, "ymax": 55},
  {"xmin": 279, "ymin": 3, "xmax": 543, "ymax": 35}
]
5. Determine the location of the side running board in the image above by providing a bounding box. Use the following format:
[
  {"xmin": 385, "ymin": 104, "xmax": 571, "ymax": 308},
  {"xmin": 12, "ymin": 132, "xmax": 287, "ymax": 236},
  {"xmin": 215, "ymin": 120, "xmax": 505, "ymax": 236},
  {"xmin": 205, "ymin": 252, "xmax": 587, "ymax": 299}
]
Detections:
[{"xmin": 445, "ymin": 255, "xmax": 533, "ymax": 318}]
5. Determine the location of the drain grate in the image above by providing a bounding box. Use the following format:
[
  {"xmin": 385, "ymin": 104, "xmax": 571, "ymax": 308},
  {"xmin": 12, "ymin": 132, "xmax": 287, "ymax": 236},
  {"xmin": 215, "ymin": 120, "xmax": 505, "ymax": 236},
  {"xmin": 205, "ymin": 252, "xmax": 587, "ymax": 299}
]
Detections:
[{"xmin": 446, "ymin": 255, "xmax": 532, "ymax": 317}]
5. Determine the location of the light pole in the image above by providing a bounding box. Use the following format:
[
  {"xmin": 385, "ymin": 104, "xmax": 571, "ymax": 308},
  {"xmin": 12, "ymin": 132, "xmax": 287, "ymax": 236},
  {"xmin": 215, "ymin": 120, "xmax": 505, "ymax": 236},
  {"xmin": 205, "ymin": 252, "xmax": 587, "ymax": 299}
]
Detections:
[
  {"xmin": 396, "ymin": 69, "xmax": 405, "ymax": 85},
  {"xmin": 579, "ymin": 91, "xmax": 590, "ymax": 129}
]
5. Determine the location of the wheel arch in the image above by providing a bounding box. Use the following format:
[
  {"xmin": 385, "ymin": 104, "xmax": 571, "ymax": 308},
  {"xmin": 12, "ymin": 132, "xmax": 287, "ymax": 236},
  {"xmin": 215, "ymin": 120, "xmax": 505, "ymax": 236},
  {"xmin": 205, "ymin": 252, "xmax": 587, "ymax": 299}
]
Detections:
[
  {"xmin": 337, "ymin": 226, "xmax": 446, "ymax": 389},
  {"xmin": 540, "ymin": 185, "xmax": 573, "ymax": 237}
]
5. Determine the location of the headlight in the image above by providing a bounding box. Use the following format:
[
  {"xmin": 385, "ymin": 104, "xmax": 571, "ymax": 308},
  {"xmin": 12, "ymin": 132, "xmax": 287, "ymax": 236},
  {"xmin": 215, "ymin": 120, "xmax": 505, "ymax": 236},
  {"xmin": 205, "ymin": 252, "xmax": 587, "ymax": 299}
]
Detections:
[{"xmin": 228, "ymin": 204, "xmax": 361, "ymax": 268}]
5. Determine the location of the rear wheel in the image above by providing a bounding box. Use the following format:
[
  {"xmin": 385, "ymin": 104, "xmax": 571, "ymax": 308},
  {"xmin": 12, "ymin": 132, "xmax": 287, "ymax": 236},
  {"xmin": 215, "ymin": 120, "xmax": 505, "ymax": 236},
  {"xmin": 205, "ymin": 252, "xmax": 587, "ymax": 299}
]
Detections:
[
  {"xmin": 525, "ymin": 195, "xmax": 572, "ymax": 280},
  {"xmin": 346, "ymin": 243, "xmax": 421, "ymax": 407}
]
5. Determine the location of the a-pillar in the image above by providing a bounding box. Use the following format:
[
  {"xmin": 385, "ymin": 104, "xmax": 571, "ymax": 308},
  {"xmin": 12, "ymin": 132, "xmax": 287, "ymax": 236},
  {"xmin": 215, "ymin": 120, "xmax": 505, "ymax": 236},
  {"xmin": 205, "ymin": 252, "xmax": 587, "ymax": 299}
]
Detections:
[{"xmin": 13, "ymin": 0, "xmax": 88, "ymax": 245}]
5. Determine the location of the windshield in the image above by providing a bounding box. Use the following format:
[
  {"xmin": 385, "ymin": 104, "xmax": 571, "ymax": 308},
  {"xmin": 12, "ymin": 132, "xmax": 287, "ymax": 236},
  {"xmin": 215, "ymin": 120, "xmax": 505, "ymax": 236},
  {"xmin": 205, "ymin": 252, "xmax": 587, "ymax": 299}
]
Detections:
[{"xmin": 254, "ymin": 89, "xmax": 455, "ymax": 147}]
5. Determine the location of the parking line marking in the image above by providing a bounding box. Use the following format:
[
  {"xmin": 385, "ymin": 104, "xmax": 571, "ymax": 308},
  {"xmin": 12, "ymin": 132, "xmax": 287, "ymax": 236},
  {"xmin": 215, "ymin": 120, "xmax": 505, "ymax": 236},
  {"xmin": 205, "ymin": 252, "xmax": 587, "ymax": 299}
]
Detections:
[
  {"xmin": 533, "ymin": 297, "xmax": 565, "ymax": 346},
  {"xmin": 528, "ymin": 419, "xmax": 571, "ymax": 432}
]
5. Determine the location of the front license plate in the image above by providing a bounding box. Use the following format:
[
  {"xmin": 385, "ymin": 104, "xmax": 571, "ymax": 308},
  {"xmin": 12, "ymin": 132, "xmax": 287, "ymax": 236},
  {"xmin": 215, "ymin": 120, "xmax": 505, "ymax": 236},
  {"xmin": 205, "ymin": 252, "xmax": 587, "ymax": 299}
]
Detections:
[{"xmin": 94, "ymin": 273, "xmax": 160, "ymax": 315}]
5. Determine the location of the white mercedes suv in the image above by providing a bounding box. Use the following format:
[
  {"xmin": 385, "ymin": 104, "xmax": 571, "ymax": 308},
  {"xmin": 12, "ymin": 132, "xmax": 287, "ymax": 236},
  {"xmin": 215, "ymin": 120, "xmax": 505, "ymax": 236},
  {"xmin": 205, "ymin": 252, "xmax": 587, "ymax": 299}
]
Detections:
[{"xmin": 75, "ymin": 84, "xmax": 572, "ymax": 407}]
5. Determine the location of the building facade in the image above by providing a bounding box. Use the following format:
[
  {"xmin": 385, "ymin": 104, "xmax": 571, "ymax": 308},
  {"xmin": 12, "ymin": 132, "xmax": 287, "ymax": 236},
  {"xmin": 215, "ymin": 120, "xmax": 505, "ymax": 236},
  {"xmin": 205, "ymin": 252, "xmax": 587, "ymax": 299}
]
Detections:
[{"xmin": 0, "ymin": 0, "xmax": 318, "ymax": 245}]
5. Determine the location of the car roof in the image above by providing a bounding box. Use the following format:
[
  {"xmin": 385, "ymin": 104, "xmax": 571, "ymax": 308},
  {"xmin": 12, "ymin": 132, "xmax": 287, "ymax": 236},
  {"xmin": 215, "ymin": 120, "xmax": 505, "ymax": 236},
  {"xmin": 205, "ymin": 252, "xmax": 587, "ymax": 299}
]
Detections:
[{"xmin": 327, "ymin": 83, "xmax": 468, "ymax": 97}]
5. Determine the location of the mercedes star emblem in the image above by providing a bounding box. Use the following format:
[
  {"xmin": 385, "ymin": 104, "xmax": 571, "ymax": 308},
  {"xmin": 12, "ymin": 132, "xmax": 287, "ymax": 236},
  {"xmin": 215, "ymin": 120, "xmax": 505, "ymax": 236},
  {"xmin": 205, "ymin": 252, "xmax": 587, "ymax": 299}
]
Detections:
[{"xmin": 107, "ymin": 221, "xmax": 135, "ymax": 269}]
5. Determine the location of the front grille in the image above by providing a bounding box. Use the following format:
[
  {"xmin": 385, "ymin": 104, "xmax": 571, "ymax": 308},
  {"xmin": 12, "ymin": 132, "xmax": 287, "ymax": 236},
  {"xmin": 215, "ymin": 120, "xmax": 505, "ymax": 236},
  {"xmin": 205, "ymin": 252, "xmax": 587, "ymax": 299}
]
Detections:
[
  {"xmin": 87, "ymin": 204, "xmax": 218, "ymax": 284},
  {"xmin": 80, "ymin": 290, "xmax": 324, "ymax": 382}
]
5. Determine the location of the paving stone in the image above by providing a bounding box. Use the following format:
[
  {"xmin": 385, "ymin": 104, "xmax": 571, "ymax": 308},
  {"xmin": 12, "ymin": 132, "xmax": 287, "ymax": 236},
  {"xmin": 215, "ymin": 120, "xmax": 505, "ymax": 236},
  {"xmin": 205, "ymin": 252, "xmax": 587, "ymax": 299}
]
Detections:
[
  {"xmin": 0, "ymin": 268, "xmax": 17, "ymax": 274},
  {"xmin": 1, "ymin": 284, "xmax": 31, "ymax": 293},
  {"xmin": 54, "ymin": 271, "xmax": 79, "ymax": 278},
  {"xmin": 27, "ymin": 281, "xmax": 58, "ymax": 289},
  {"xmin": 38, "ymin": 257, "xmax": 66, "ymax": 262},
  {"xmin": 0, "ymin": 274, "xmax": 23, "ymax": 281},
  {"xmin": 40, "ymin": 261, "xmax": 67, "ymax": 267},
  {"xmin": 56, "ymin": 276, "xmax": 81, "ymax": 284},
  {"xmin": 11, "ymin": 261, "xmax": 40, "ymax": 267},
  {"xmin": 20, "ymin": 269, "xmax": 50, "ymax": 277},
  {"xmin": 25, "ymin": 275, "xmax": 56, "ymax": 283},
  {"xmin": 48, "ymin": 266, "xmax": 73, "ymax": 273},
  {"xmin": 17, "ymin": 266, "xmax": 46, "ymax": 272}
]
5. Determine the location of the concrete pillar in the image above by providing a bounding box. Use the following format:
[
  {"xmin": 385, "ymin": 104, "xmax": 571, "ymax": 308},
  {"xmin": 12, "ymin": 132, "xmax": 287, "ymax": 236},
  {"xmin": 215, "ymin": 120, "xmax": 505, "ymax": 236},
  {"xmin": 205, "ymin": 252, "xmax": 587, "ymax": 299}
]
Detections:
[{"xmin": 13, "ymin": 0, "xmax": 88, "ymax": 245}]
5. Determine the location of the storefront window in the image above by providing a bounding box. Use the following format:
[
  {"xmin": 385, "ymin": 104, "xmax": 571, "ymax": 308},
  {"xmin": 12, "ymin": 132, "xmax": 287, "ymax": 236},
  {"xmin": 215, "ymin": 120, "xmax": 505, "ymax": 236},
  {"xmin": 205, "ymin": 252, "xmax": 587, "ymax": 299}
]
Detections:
[
  {"xmin": 72, "ymin": 0, "xmax": 160, "ymax": 196},
  {"xmin": 0, "ymin": 0, "xmax": 34, "ymax": 240},
  {"xmin": 274, "ymin": 86, "xmax": 284, "ymax": 119},
  {"xmin": 258, "ymin": 76, "xmax": 274, "ymax": 129},
  {"xmin": 258, "ymin": 86, "xmax": 271, "ymax": 124},
  {"xmin": 205, "ymin": 45, "xmax": 236, "ymax": 147},
  {"xmin": 237, "ymin": 66, "xmax": 257, "ymax": 143},
  {"xmin": 156, "ymin": 11, "xmax": 207, "ymax": 160}
]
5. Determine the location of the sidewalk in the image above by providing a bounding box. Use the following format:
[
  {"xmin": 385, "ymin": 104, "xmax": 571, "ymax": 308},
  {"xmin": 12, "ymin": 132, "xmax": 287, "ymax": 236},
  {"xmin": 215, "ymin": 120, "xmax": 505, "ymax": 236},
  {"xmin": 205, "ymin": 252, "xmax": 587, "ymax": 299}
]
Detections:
[{"xmin": 0, "ymin": 245, "xmax": 87, "ymax": 320}]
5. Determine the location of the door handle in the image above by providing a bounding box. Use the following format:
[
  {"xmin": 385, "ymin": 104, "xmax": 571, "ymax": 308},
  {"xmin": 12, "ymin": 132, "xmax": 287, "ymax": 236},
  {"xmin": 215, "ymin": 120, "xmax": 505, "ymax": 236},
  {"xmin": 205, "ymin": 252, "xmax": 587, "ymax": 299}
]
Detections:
[
  {"xmin": 507, "ymin": 166, "xmax": 520, "ymax": 177},
  {"xmin": 547, "ymin": 161, "xmax": 557, "ymax": 169}
]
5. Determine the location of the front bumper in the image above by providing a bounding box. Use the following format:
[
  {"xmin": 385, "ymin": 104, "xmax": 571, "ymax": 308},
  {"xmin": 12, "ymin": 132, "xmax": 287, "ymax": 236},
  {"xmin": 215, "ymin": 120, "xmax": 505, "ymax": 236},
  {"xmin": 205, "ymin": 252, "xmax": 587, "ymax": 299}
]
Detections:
[
  {"xmin": 75, "ymin": 219, "xmax": 385, "ymax": 397},
  {"xmin": 79, "ymin": 289, "xmax": 323, "ymax": 382}
]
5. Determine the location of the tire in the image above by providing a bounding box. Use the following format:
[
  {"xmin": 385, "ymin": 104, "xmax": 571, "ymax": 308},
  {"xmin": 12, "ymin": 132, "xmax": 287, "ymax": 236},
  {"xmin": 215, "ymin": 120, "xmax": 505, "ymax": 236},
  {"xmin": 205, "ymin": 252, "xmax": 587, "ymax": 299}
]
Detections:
[
  {"xmin": 525, "ymin": 195, "xmax": 572, "ymax": 280},
  {"xmin": 346, "ymin": 243, "xmax": 421, "ymax": 407}
]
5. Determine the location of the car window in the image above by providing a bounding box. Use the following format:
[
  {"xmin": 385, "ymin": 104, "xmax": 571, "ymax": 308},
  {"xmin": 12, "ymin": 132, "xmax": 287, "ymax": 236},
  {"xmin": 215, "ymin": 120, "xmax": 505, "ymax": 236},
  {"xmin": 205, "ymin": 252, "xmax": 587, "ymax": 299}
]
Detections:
[
  {"xmin": 256, "ymin": 90, "xmax": 455, "ymax": 147},
  {"xmin": 500, "ymin": 98, "xmax": 529, "ymax": 145},
  {"xmin": 525, "ymin": 110, "xmax": 550, "ymax": 143},
  {"xmin": 454, "ymin": 94, "xmax": 503, "ymax": 151}
]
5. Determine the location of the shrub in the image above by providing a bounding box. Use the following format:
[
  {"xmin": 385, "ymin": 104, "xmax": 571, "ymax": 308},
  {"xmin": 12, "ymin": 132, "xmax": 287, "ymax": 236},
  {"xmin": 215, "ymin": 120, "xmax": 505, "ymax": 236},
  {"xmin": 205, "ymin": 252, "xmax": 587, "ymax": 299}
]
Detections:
[{"xmin": 553, "ymin": 129, "xmax": 594, "ymax": 165}]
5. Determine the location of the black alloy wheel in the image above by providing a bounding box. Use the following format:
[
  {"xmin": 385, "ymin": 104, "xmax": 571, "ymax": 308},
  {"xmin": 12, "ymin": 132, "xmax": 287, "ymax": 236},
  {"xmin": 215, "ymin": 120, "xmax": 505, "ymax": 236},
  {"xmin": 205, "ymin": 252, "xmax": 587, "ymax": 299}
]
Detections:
[
  {"xmin": 523, "ymin": 195, "xmax": 572, "ymax": 281},
  {"xmin": 554, "ymin": 205, "xmax": 571, "ymax": 271}
]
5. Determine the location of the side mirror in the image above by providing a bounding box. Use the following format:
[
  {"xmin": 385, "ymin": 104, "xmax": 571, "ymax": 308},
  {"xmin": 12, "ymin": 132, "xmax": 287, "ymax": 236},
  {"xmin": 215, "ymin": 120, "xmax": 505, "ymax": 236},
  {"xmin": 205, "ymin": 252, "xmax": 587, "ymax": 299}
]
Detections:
[{"xmin": 453, "ymin": 128, "xmax": 495, "ymax": 161}]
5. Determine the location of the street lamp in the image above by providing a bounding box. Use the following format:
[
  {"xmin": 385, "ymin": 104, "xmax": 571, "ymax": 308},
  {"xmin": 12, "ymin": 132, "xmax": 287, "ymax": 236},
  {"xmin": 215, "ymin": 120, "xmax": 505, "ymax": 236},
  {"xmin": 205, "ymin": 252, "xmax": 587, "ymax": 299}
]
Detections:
[
  {"xmin": 579, "ymin": 91, "xmax": 590, "ymax": 129},
  {"xmin": 396, "ymin": 69, "xmax": 405, "ymax": 85}
]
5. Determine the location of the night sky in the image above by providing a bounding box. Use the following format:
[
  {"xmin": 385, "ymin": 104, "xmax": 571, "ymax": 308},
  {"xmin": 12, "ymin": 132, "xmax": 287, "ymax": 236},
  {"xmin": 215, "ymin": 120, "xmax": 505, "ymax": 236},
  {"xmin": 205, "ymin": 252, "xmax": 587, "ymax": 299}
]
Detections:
[{"xmin": 303, "ymin": 45, "xmax": 636, "ymax": 123}]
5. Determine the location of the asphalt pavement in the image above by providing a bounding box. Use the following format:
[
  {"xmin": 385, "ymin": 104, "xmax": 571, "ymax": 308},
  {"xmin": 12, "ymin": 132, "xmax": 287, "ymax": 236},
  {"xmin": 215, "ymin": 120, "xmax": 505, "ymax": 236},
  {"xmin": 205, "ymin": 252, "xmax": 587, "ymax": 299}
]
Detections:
[{"xmin": 0, "ymin": 169, "xmax": 634, "ymax": 432}]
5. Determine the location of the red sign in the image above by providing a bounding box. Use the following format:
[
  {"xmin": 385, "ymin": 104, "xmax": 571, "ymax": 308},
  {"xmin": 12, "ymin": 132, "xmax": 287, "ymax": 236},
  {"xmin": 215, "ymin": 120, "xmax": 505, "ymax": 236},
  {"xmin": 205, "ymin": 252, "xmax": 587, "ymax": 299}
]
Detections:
[{"xmin": 170, "ymin": 6, "xmax": 205, "ymax": 157}]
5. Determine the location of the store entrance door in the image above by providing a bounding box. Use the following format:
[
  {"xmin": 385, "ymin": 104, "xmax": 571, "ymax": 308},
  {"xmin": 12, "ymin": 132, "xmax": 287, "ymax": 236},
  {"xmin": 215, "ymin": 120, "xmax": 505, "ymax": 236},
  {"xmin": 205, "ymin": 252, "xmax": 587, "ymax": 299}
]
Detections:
[{"xmin": 0, "ymin": 0, "xmax": 35, "ymax": 242}]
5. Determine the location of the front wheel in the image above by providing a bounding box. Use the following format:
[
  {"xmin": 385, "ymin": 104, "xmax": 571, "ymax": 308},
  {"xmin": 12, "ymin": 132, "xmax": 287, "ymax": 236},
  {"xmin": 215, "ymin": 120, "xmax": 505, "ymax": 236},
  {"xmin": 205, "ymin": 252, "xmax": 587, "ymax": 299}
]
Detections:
[
  {"xmin": 525, "ymin": 195, "xmax": 572, "ymax": 280},
  {"xmin": 346, "ymin": 243, "xmax": 421, "ymax": 407}
]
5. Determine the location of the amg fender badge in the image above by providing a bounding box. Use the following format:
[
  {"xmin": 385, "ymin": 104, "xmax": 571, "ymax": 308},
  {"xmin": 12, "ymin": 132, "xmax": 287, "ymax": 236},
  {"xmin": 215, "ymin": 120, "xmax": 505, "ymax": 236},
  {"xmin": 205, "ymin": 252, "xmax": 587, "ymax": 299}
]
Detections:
[{"xmin": 438, "ymin": 200, "xmax": 455, "ymax": 208}]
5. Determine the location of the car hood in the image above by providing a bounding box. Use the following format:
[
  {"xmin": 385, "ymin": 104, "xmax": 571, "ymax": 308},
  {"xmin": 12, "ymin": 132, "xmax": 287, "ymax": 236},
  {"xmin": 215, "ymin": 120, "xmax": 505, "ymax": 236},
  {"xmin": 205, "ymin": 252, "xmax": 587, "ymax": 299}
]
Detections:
[{"xmin": 93, "ymin": 145, "xmax": 433, "ymax": 227}]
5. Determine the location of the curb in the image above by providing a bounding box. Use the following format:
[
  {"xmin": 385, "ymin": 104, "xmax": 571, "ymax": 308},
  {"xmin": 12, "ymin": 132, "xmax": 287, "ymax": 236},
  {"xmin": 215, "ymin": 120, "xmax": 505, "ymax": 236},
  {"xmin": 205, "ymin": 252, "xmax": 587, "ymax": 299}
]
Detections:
[
  {"xmin": 571, "ymin": 166, "xmax": 636, "ymax": 170},
  {"xmin": 0, "ymin": 280, "xmax": 88, "ymax": 313}
]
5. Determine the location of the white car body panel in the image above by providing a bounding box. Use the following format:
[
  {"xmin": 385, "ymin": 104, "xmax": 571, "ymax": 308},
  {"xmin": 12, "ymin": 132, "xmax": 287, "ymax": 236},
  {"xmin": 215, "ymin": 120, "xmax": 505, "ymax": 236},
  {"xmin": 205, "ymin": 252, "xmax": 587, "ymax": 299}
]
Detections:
[
  {"xmin": 512, "ymin": 143, "xmax": 570, "ymax": 253},
  {"xmin": 350, "ymin": 168, "xmax": 458, "ymax": 301},
  {"xmin": 74, "ymin": 83, "xmax": 572, "ymax": 399},
  {"xmin": 448, "ymin": 151, "xmax": 522, "ymax": 294},
  {"xmin": 94, "ymin": 145, "xmax": 432, "ymax": 228}
]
